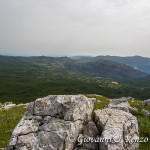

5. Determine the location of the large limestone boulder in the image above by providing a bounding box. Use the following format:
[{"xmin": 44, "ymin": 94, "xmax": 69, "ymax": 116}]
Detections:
[
  {"xmin": 93, "ymin": 109, "xmax": 139, "ymax": 150},
  {"xmin": 7, "ymin": 95, "xmax": 96, "ymax": 150}
]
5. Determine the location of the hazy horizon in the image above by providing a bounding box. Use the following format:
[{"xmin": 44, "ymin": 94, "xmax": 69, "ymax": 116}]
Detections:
[
  {"xmin": 0, "ymin": 0, "xmax": 150, "ymax": 57},
  {"xmin": 0, "ymin": 53, "xmax": 150, "ymax": 59}
]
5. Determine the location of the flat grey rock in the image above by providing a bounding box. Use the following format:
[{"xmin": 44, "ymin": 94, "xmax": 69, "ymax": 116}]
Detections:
[{"xmin": 108, "ymin": 97, "xmax": 135, "ymax": 113}]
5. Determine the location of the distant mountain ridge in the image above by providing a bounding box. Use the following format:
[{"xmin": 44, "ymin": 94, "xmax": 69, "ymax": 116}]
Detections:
[
  {"xmin": 0, "ymin": 55, "xmax": 148, "ymax": 79},
  {"xmin": 66, "ymin": 58, "xmax": 148, "ymax": 78},
  {"xmin": 70, "ymin": 55, "xmax": 150, "ymax": 74}
]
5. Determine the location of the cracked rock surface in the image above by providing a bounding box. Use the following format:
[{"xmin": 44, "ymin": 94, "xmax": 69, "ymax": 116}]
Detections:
[
  {"xmin": 7, "ymin": 95, "xmax": 139, "ymax": 150},
  {"xmin": 93, "ymin": 109, "xmax": 139, "ymax": 150},
  {"xmin": 108, "ymin": 97, "xmax": 137, "ymax": 114},
  {"xmin": 7, "ymin": 95, "xmax": 96, "ymax": 150}
]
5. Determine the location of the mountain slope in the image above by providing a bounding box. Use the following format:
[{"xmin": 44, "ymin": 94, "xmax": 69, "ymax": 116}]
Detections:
[
  {"xmin": 95, "ymin": 55, "xmax": 150, "ymax": 74},
  {"xmin": 70, "ymin": 55, "xmax": 150, "ymax": 74},
  {"xmin": 65, "ymin": 58, "xmax": 148, "ymax": 78},
  {"xmin": 0, "ymin": 55, "xmax": 148, "ymax": 79},
  {"xmin": 70, "ymin": 56, "xmax": 94, "ymax": 61},
  {"xmin": 0, "ymin": 55, "xmax": 150, "ymax": 103}
]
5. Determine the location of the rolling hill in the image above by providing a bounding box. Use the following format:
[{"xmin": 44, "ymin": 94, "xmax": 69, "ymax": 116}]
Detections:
[
  {"xmin": 0, "ymin": 55, "xmax": 148, "ymax": 79},
  {"xmin": 0, "ymin": 55, "xmax": 150, "ymax": 103},
  {"xmin": 71, "ymin": 55, "xmax": 150, "ymax": 74},
  {"xmin": 65, "ymin": 58, "xmax": 148, "ymax": 78}
]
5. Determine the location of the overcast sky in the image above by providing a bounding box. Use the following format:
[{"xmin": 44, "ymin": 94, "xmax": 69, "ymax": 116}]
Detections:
[{"xmin": 0, "ymin": 0, "xmax": 150, "ymax": 57}]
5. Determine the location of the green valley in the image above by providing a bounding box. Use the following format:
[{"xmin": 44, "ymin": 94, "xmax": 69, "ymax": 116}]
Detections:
[{"xmin": 0, "ymin": 55, "xmax": 150, "ymax": 104}]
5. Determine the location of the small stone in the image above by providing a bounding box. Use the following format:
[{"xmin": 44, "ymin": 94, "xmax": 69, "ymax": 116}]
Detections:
[
  {"xmin": 142, "ymin": 99, "xmax": 150, "ymax": 107},
  {"xmin": 141, "ymin": 109, "xmax": 150, "ymax": 116}
]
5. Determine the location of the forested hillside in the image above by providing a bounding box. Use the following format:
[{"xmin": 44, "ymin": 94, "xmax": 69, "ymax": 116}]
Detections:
[
  {"xmin": 0, "ymin": 55, "xmax": 150, "ymax": 103},
  {"xmin": 71, "ymin": 55, "xmax": 150, "ymax": 74}
]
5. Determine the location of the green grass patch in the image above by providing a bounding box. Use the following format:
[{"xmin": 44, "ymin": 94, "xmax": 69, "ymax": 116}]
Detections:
[
  {"xmin": 0, "ymin": 106, "xmax": 26, "ymax": 148},
  {"xmin": 129, "ymin": 100, "xmax": 150, "ymax": 150},
  {"xmin": 85, "ymin": 94, "xmax": 110, "ymax": 122}
]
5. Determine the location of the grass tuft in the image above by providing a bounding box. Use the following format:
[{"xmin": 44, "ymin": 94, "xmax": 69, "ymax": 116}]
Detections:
[
  {"xmin": 129, "ymin": 100, "xmax": 150, "ymax": 150},
  {"xmin": 0, "ymin": 106, "xmax": 26, "ymax": 148},
  {"xmin": 85, "ymin": 94, "xmax": 110, "ymax": 122}
]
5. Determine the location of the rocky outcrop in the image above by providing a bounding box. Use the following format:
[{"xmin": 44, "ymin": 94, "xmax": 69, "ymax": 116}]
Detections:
[
  {"xmin": 142, "ymin": 99, "xmax": 150, "ymax": 107},
  {"xmin": 7, "ymin": 95, "xmax": 139, "ymax": 150},
  {"xmin": 141, "ymin": 109, "xmax": 150, "ymax": 116},
  {"xmin": 0, "ymin": 102, "xmax": 29, "ymax": 110},
  {"xmin": 7, "ymin": 95, "xmax": 96, "ymax": 150}
]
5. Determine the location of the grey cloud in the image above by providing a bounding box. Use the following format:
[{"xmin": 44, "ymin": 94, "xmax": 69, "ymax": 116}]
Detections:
[{"xmin": 0, "ymin": 0, "xmax": 150, "ymax": 56}]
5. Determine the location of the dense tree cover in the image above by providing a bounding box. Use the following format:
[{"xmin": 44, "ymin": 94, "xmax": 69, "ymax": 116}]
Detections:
[{"xmin": 0, "ymin": 55, "xmax": 150, "ymax": 104}]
